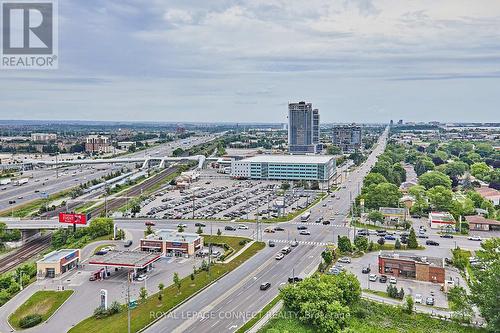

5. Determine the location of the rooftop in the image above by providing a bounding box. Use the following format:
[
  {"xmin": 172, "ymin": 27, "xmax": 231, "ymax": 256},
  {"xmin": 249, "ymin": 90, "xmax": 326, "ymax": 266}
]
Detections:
[
  {"xmin": 476, "ymin": 186, "xmax": 500, "ymax": 199},
  {"xmin": 239, "ymin": 155, "xmax": 334, "ymax": 164},
  {"xmin": 379, "ymin": 252, "xmax": 444, "ymax": 268},
  {"xmin": 38, "ymin": 249, "xmax": 78, "ymax": 263},
  {"xmin": 429, "ymin": 211, "xmax": 455, "ymax": 222},
  {"xmin": 465, "ymin": 215, "xmax": 500, "ymax": 226},
  {"xmin": 145, "ymin": 229, "xmax": 201, "ymax": 243},
  {"xmin": 379, "ymin": 207, "xmax": 406, "ymax": 215},
  {"xmin": 88, "ymin": 250, "xmax": 160, "ymax": 269}
]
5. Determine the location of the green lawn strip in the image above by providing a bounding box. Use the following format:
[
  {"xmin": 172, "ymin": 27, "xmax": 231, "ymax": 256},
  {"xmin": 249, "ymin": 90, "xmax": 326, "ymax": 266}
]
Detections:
[
  {"xmin": 202, "ymin": 234, "xmax": 250, "ymax": 256},
  {"xmin": 363, "ymin": 288, "xmax": 392, "ymax": 299},
  {"xmin": 54, "ymin": 234, "xmax": 113, "ymax": 251},
  {"xmin": 259, "ymin": 299, "xmax": 484, "ymax": 333},
  {"xmin": 8, "ymin": 290, "xmax": 74, "ymax": 330},
  {"xmin": 74, "ymin": 201, "xmax": 98, "ymax": 214},
  {"xmin": 235, "ymin": 295, "xmax": 281, "ymax": 333},
  {"xmin": 353, "ymin": 221, "xmax": 398, "ymax": 231},
  {"xmin": 68, "ymin": 241, "xmax": 265, "ymax": 333},
  {"xmin": 368, "ymin": 243, "xmax": 425, "ymax": 252},
  {"xmin": 0, "ymin": 188, "xmax": 73, "ymax": 217}
]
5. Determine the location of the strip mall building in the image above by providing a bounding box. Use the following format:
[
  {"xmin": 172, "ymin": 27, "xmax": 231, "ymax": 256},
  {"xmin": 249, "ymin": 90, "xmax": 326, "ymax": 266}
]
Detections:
[{"xmin": 140, "ymin": 229, "xmax": 203, "ymax": 257}]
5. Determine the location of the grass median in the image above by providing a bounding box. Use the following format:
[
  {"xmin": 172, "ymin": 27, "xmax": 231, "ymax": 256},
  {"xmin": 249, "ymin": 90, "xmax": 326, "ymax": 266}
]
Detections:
[
  {"xmin": 8, "ymin": 290, "xmax": 73, "ymax": 330},
  {"xmin": 68, "ymin": 241, "xmax": 265, "ymax": 333}
]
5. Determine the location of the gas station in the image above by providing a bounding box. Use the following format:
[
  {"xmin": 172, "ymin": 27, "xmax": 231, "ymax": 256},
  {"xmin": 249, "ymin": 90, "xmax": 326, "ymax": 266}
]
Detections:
[{"xmin": 88, "ymin": 250, "xmax": 161, "ymax": 280}]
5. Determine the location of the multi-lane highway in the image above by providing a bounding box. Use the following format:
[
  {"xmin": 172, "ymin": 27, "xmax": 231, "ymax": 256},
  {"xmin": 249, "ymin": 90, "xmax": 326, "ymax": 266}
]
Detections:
[
  {"xmin": 0, "ymin": 134, "xmax": 218, "ymax": 213},
  {"xmin": 143, "ymin": 130, "xmax": 389, "ymax": 332}
]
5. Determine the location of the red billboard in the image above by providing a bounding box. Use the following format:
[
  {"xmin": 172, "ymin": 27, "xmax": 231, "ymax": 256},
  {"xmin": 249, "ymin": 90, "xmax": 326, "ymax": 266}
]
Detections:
[{"xmin": 59, "ymin": 212, "xmax": 89, "ymax": 225}]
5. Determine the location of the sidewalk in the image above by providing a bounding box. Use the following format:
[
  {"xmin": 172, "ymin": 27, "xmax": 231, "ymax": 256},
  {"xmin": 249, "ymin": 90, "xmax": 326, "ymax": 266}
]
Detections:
[{"xmin": 221, "ymin": 240, "xmax": 255, "ymax": 264}]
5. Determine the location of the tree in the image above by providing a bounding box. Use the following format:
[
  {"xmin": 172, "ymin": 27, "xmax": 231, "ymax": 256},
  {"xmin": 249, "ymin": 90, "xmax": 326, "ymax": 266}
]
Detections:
[
  {"xmin": 427, "ymin": 186, "xmax": 453, "ymax": 211},
  {"xmin": 321, "ymin": 250, "xmax": 334, "ymax": 265},
  {"xmin": 363, "ymin": 173, "xmax": 388, "ymax": 189},
  {"xmin": 196, "ymin": 226, "xmax": 203, "ymax": 234},
  {"xmin": 326, "ymin": 145, "xmax": 341, "ymax": 155},
  {"xmin": 407, "ymin": 228, "xmax": 418, "ymax": 249},
  {"xmin": 414, "ymin": 157, "xmax": 435, "ymax": 176},
  {"xmin": 217, "ymin": 228, "xmax": 222, "ymax": 236},
  {"xmin": 436, "ymin": 161, "xmax": 468, "ymax": 178},
  {"xmin": 377, "ymin": 237, "xmax": 385, "ymax": 246},
  {"xmin": 145, "ymin": 225, "xmax": 153, "ymax": 236},
  {"xmin": 337, "ymin": 236, "xmax": 352, "ymax": 253},
  {"xmin": 418, "ymin": 171, "xmax": 452, "ymax": 190},
  {"xmin": 448, "ymin": 286, "xmax": 473, "ymax": 323},
  {"xmin": 280, "ymin": 182, "xmax": 291, "ymax": 191},
  {"xmin": 405, "ymin": 295, "xmax": 414, "ymax": 314},
  {"xmin": 354, "ymin": 236, "xmax": 368, "ymax": 252},
  {"xmin": 178, "ymin": 225, "xmax": 184, "ymax": 233},
  {"xmin": 394, "ymin": 238, "xmax": 401, "ymax": 249},
  {"xmin": 367, "ymin": 211, "xmax": 384, "ymax": 224},
  {"xmin": 173, "ymin": 272, "xmax": 181, "ymax": 294},
  {"xmin": 362, "ymin": 183, "xmax": 402, "ymax": 209},
  {"xmin": 158, "ymin": 283, "xmax": 165, "ymax": 302},
  {"xmin": 470, "ymin": 162, "xmax": 491, "ymax": 182},
  {"xmin": 470, "ymin": 238, "xmax": 500, "ymax": 331},
  {"xmin": 139, "ymin": 287, "xmax": 148, "ymax": 303}
]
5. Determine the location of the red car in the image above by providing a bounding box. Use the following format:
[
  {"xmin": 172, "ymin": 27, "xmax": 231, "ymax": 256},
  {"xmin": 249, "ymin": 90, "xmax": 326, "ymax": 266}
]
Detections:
[{"xmin": 145, "ymin": 221, "xmax": 155, "ymax": 226}]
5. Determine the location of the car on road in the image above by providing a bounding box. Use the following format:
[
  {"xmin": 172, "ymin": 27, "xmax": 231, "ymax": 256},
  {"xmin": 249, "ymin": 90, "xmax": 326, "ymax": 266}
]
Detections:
[
  {"xmin": 224, "ymin": 226, "xmax": 236, "ymax": 231},
  {"xmin": 334, "ymin": 211, "xmax": 340, "ymax": 215},
  {"xmin": 357, "ymin": 230, "xmax": 370, "ymax": 236},
  {"xmin": 89, "ymin": 276, "xmax": 97, "ymax": 281},
  {"xmin": 177, "ymin": 223, "xmax": 188, "ymax": 228},
  {"xmin": 136, "ymin": 274, "xmax": 148, "ymax": 281},
  {"xmin": 145, "ymin": 221, "xmax": 155, "ymax": 226},
  {"xmin": 417, "ymin": 234, "xmax": 429, "ymax": 239},
  {"xmin": 468, "ymin": 236, "xmax": 482, "ymax": 241},
  {"xmin": 274, "ymin": 226, "xmax": 285, "ymax": 231},
  {"xmin": 368, "ymin": 274, "xmax": 377, "ymax": 282},
  {"xmin": 281, "ymin": 246, "xmax": 291, "ymax": 254},
  {"xmin": 288, "ymin": 276, "xmax": 303, "ymax": 283},
  {"xmin": 415, "ymin": 294, "xmax": 423, "ymax": 304},
  {"xmin": 8, "ymin": 200, "xmax": 16, "ymax": 204},
  {"xmin": 389, "ymin": 276, "xmax": 397, "ymax": 284},
  {"xmin": 322, "ymin": 203, "xmax": 327, "ymax": 207},
  {"xmin": 17, "ymin": 196, "xmax": 23, "ymax": 199},
  {"xmin": 290, "ymin": 240, "xmax": 299, "ymax": 247},
  {"xmin": 238, "ymin": 224, "xmax": 249, "ymax": 230},
  {"xmin": 195, "ymin": 222, "xmax": 206, "ymax": 227},
  {"xmin": 338, "ymin": 257, "xmax": 351, "ymax": 264},
  {"xmin": 275, "ymin": 253, "xmax": 285, "ymax": 260},
  {"xmin": 379, "ymin": 275, "xmax": 387, "ymax": 283},
  {"xmin": 322, "ymin": 220, "xmax": 331, "ymax": 225},
  {"xmin": 264, "ymin": 228, "xmax": 275, "ymax": 233},
  {"xmin": 34, "ymin": 190, "xmax": 39, "ymax": 193},
  {"xmin": 268, "ymin": 240, "xmax": 275, "ymax": 247},
  {"xmin": 124, "ymin": 240, "xmax": 133, "ymax": 247},
  {"xmin": 362, "ymin": 267, "xmax": 371, "ymax": 274},
  {"xmin": 299, "ymin": 230, "xmax": 311, "ymax": 235},
  {"xmin": 440, "ymin": 234, "xmax": 454, "ymax": 239},
  {"xmin": 426, "ymin": 297, "xmax": 435, "ymax": 306},
  {"xmin": 384, "ymin": 235, "xmax": 396, "ymax": 240},
  {"xmin": 297, "ymin": 226, "xmax": 308, "ymax": 230},
  {"xmin": 426, "ymin": 240, "xmax": 440, "ymax": 246},
  {"xmin": 260, "ymin": 282, "xmax": 271, "ymax": 290}
]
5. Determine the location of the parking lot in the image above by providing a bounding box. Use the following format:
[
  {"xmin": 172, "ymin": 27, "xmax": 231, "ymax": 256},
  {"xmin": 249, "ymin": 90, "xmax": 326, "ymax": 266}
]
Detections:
[{"xmin": 138, "ymin": 176, "xmax": 321, "ymax": 221}]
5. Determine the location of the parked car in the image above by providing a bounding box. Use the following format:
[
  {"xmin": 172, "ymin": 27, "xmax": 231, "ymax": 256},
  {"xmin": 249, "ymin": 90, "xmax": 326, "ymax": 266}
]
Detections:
[
  {"xmin": 379, "ymin": 275, "xmax": 388, "ymax": 283},
  {"xmin": 124, "ymin": 240, "xmax": 133, "ymax": 247},
  {"xmin": 299, "ymin": 230, "xmax": 311, "ymax": 235},
  {"xmin": 368, "ymin": 274, "xmax": 377, "ymax": 282},
  {"xmin": 274, "ymin": 226, "xmax": 285, "ymax": 231},
  {"xmin": 415, "ymin": 294, "xmax": 423, "ymax": 304},
  {"xmin": 468, "ymin": 236, "xmax": 482, "ymax": 241},
  {"xmin": 440, "ymin": 234, "xmax": 454, "ymax": 239},
  {"xmin": 136, "ymin": 274, "xmax": 148, "ymax": 281},
  {"xmin": 288, "ymin": 276, "xmax": 303, "ymax": 283},
  {"xmin": 426, "ymin": 297, "xmax": 435, "ymax": 306},
  {"xmin": 89, "ymin": 276, "xmax": 97, "ymax": 281},
  {"xmin": 357, "ymin": 229, "xmax": 370, "ymax": 236},
  {"xmin": 417, "ymin": 234, "xmax": 429, "ymax": 239},
  {"xmin": 426, "ymin": 240, "xmax": 440, "ymax": 246},
  {"xmin": 389, "ymin": 276, "xmax": 397, "ymax": 284},
  {"xmin": 275, "ymin": 253, "xmax": 285, "ymax": 260},
  {"xmin": 338, "ymin": 257, "xmax": 351, "ymax": 264},
  {"xmin": 362, "ymin": 267, "xmax": 371, "ymax": 274},
  {"xmin": 260, "ymin": 282, "xmax": 271, "ymax": 290},
  {"xmin": 145, "ymin": 221, "xmax": 155, "ymax": 226},
  {"xmin": 384, "ymin": 235, "xmax": 396, "ymax": 240}
]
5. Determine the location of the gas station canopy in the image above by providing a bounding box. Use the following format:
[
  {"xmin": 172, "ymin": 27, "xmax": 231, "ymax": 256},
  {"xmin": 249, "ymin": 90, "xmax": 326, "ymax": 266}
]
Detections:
[{"xmin": 88, "ymin": 250, "xmax": 160, "ymax": 269}]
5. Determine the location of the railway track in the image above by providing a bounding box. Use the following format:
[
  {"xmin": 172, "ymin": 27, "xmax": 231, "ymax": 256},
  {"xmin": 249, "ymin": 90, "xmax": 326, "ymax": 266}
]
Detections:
[
  {"xmin": 90, "ymin": 166, "xmax": 178, "ymax": 217},
  {"xmin": 0, "ymin": 233, "xmax": 52, "ymax": 274}
]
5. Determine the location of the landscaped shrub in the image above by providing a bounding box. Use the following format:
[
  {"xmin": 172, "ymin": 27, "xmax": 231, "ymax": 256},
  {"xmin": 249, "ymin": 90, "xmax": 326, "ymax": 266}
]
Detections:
[{"xmin": 19, "ymin": 314, "xmax": 42, "ymax": 328}]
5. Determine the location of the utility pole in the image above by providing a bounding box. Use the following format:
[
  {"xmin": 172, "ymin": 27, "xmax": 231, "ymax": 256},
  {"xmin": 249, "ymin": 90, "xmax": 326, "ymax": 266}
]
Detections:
[{"xmin": 127, "ymin": 270, "xmax": 131, "ymax": 333}]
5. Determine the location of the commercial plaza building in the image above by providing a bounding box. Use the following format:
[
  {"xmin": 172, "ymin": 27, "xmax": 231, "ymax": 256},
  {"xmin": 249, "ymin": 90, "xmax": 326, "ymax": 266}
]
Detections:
[
  {"xmin": 37, "ymin": 249, "xmax": 80, "ymax": 278},
  {"xmin": 231, "ymin": 155, "xmax": 336, "ymax": 181},
  {"xmin": 378, "ymin": 252, "xmax": 445, "ymax": 283},
  {"xmin": 140, "ymin": 229, "xmax": 203, "ymax": 257},
  {"xmin": 288, "ymin": 102, "xmax": 320, "ymax": 154}
]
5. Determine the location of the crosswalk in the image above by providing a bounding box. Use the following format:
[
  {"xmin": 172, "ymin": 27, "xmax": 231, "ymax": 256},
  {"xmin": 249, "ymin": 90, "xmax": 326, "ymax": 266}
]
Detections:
[{"xmin": 268, "ymin": 239, "xmax": 332, "ymax": 247}]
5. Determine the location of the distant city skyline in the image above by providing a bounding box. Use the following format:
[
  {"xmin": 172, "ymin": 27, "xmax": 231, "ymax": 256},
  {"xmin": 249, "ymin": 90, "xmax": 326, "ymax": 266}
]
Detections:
[{"xmin": 1, "ymin": 0, "xmax": 499, "ymax": 123}]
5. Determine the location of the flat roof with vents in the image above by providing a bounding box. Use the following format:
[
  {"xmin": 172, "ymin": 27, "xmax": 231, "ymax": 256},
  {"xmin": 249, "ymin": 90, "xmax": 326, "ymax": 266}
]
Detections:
[{"xmin": 88, "ymin": 250, "xmax": 160, "ymax": 269}]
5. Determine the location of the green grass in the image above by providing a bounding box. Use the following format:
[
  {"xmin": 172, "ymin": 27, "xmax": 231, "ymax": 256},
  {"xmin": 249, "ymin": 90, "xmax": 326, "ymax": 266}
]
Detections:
[
  {"xmin": 353, "ymin": 221, "xmax": 397, "ymax": 231},
  {"xmin": 74, "ymin": 201, "xmax": 98, "ymax": 213},
  {"xmin": 236, "ymin": 296, "xmax": 281, "ymax": 333},
  {"xmin": 68, "ymin": 241, "xmax": 265, "ymax": 333},
  {"xmin": 363, "ymin": 289, "xmax": 390, "ymax": 298},
  {"xmin": 259, "ymin": 299, "xmax": 484, "ymax": 333},
  {"xmin": 203, "ymin": 234, "xmax": 250, "ymax": 253},
  {"xmin": 8, "ymin": 290, "xmax": 74, "ymax": 330}
]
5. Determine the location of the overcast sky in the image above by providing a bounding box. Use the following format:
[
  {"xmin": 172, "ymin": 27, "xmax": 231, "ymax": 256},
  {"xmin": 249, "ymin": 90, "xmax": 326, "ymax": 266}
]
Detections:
[{"xmin": 1, "ymin": 0, "xmax": 500, "ymax": 123}]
